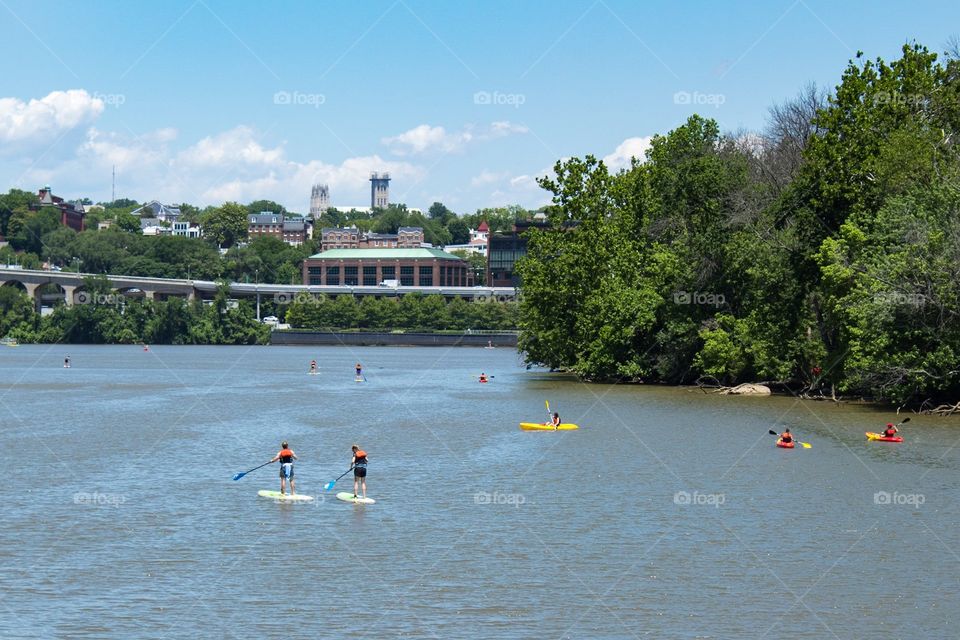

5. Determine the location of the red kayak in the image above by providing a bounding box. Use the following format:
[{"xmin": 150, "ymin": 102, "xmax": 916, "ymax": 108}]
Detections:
[
  {"xmin": 776, "ymin": 440, "xmax": 795, "ymax": 449},
  {"xmin": 866, "ymin": 432, "xmax": 903, "ymax": 443}
]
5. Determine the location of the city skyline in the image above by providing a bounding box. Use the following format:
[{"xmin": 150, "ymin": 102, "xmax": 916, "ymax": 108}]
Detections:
[{"xmin": 1, "ymin": 0, "xmax": 958, "ymax": 214}]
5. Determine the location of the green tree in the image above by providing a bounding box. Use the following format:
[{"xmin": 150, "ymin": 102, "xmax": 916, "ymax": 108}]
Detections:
[{"xmin": 202, "ymin": 202, "xmax": 248, "ymax": 248}]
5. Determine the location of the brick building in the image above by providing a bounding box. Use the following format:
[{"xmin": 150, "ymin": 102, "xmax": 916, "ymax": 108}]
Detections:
[
  {"xmin": 320, "ymin": 226, "xmax": 424, "ymax": 251},
  {"xmin": 248, "ymin": 212, "xmax": 310, "ymax": 246},
  {"xmin": 35, "ymin": 186, "xmax": 85, "ymax": 232},
  {"xmin": 302, "ymin": 247, "xmax": 473, "ymax": 287}
]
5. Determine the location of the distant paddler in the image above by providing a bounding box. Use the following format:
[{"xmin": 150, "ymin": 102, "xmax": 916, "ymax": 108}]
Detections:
[
  {"xmin": 269, "ymin": 441, "xmax": 298, "ymax": 496},
  {"xmin": 355, "ymin": 362, "xmax": 365, "ymax": 382},
  {"xmin": 309, "ymin": 359, "xmax": 318, "ymax": 374},
  {"xmin": 64, "ymin": 355, "xmax": 71, "ymax": 368}
]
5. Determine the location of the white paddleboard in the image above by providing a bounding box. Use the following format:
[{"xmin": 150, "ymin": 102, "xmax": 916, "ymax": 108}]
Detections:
[
  {"xmin": 336, "ymin": 492, "xmax": 375, "ymax": 504},
  {"xmin": 258, "ymin": 490, "xmax": 314, "ymax": 502}
]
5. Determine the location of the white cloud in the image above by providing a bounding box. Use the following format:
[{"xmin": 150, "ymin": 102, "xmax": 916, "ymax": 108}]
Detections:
[
  {"xmin": 382, "ymin": 124, "xmax": 473, "ymax": 156},
  {"xmin": 602, "ymin": 136, "xmax": 653, "ymax": 171},
  {"xmin": 383, "ymin": 121, "xmax": 529, "ymax": 156},
  {"xmin": 470, "ymin": 170, "xmax": 508, "ymax": 187},
  {"xmin": 0, "ymin": 90, "xmax": 104, "ymax": 145},
  {"xmin": 69, "ymin": 124, "xmax": 424, "ymax": 209}
]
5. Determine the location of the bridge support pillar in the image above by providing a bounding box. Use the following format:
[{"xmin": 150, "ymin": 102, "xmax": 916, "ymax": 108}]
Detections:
[
  {"xmin": 62, "ymin": 285, "xmax": 77, "ymax": 306},
  {"xmin": 22, "ymin": 282, "xmax": 41, "ymax": 308},
  {"xmin": 143, "ymin": 290, "xmax": 156, "ymax": 300}
]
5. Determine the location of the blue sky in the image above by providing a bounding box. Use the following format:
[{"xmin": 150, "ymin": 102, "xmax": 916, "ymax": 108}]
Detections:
[{"xmin": 1, "ymin": 0, "xmax": 958, "ymax": 214}]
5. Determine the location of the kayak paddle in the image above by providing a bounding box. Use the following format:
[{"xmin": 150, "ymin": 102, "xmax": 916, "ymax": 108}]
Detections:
[
  {"xmin": 233, "ymin": 460, "xmax": 274, "ymax": 481},
  {"xmin": 324, "ymin": 467, "xmax": 354, "ymax": 491},
  {"xmin": 768, "ymin": 430, "xmax": 811, "ymax": 449}
]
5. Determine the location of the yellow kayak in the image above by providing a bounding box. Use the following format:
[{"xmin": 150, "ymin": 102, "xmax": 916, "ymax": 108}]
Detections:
[{"xmin": 519, "ymin": 422, "xmax": 579, "ymax": 431}]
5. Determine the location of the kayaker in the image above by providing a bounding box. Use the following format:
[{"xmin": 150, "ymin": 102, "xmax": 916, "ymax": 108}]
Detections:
[
  {"xmin": 270, "ymin": 441, "xmax": 298, "ymax": 496},
  {"xmin": 310, "ymin": 359, "xmax": 317, "ymax": 373},
  {"xmin": 883, "ymin": 423, "xmax": 899, "ymax": 439},
  {"xmin": 351, "ymin": 444, "xmax": 368, "ymax": 499},
  {"xmin": 779, "ymin": 429, "xmax": 793, "ymax": 444},
  {"xmin": 479, "ymin": 372, "xmax": 488, "ymax": 383},
  {"xmin": 549, "ymin": 412, "xmax": 561, "ymax": 429}
]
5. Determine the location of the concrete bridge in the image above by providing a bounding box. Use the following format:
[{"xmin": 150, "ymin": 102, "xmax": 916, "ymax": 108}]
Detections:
[{"xmin": 0, "ymin": 267, "xmax": 519, "ymax": 314}]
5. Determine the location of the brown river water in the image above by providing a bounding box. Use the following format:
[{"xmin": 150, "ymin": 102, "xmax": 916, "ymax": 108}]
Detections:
[{"xmin": 1, "ymin": 344, "xmax": 958, "ymax": 639}]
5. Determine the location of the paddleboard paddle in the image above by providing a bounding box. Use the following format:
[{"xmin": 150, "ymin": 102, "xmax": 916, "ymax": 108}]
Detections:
[
  {"xmin": 324, "ymin": 467, "xmax": 354, "ymax": 491},
  {"xmin": 233, "ymin": 460, "xmax": 274, "ymax": 481}
]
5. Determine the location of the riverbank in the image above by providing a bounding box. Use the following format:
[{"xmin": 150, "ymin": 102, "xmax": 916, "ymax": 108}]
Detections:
[{"xmin": 270, "ymin": 329, "xmax": 518, "ymax": 347}]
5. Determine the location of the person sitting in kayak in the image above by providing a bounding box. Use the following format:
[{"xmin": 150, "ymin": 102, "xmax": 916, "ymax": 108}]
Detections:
[
  {"xmin": 310, "ymin": 359, "xmax": 317, "ymax": 373},
  {"xmin": 549, "ymin": 412, "xmax": 561, "ymax": 429},
  {"xmin": 779, "ymin": 429, "xmax": 793, "ymax": 444},
  {"xmin": 883, "ymin": 423, "xmax": 899, "ymax": 438},
  {"xmin": 351, "ymin": 444, "xmax": 368, "ymax": 499},
  {"xmin": 270, "ymin": 441, "xmax": 298, "ymax": 495},
  {"xmin": 479, "ymin": 372, "xmax": 488, "ymax": 383}
]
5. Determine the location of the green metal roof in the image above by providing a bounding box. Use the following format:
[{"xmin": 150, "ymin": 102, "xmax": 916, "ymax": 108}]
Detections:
[{"xmin": 307, "ymin": 247, "xmax": 466, "ymax": 260}]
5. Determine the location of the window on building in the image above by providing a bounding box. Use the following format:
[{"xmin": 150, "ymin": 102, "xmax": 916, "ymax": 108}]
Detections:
[
  {"xmin": 326, "ymin": 265, "xmax": 340, "ymax": 285},
  {"xmin": 308, "ymin": 266, "xmax": 321, "ymax": 275},
  {"xmin": 419, "ymin": 265, "xmax": 433, "ymax": 286},
  {"xmin": 363, "ymin": 266, "xmax": 377, "ymax": 286},
  {"xmin": 381, "ymin": 266, "xmax": 395, "ymax": 278},
  {"xmin": 344, "ymin": 265, "xmax": 358, "ymax": 286},
  {"xmin": 309, "ymin": 276, "xmax": 322, "ymax": 285}
]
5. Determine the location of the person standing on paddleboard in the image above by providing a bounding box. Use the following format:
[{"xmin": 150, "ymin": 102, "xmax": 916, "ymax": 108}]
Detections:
[
  {"xmin": 270, "ymin": 441, "xmax": 298, "ymax": 496},
  {"xmin": 351, "ymin": 444, "xmax": 368, "ymax": 499},
  {"xmin": 355, "ymin": 362, "xmax": 363, "ymax": 379}
]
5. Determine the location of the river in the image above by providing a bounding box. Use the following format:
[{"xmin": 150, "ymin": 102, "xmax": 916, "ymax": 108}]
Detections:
[{"xmin": 0, "ymin": 345, "xmax": 957, "ymax": 639}]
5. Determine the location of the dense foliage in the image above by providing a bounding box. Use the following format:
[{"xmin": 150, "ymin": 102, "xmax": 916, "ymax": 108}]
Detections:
[
  {"xmin": 1, "ymin": 278, "xmax": 268, "ymax": 345},
  {"xmin": 284, "ymin": 293, "xmax": 516, "ymax": 331},
  {"xmin": 518, "ymin": 43, "xmax": 960, "ymax": 406}
]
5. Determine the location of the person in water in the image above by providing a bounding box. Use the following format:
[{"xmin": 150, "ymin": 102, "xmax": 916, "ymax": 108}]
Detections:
[
  {"xmin": 351, "ymin": 444, "xmax": 368, "ymax": 499},
  {"xmin": 779, "ymin": 428, "xmax": 793, "ymax": 444},
  {"xmin": 883, "ymin": 422, "xmax": 899, "ymax": 438},
  {"xmin": 479, "ymin": 372, "xmax": 488, "ymax": 383},
  {"xmin": 310, "ymin": 359, "xmax": 317, "ymax": 373},
  {"xmin": 64, "ymin": 356, "xmax": 71, "ymax": 368},
  {"xmin": 270, "ymin": 441, "xmax": 298, "ymax": 495},
  {"xmin": 549, "ymin": 412, "xmax": 561, "ymax": 429},
  {"xmin": 355, "ymin": 362, "xmax": 363, "ymax": 379}
]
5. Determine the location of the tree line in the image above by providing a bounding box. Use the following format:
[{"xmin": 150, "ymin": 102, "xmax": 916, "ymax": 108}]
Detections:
[
  {"xmin": 518, "ymin": 43, "xmax": 960, "ymax": 407},
  {"xmin": 0, "ymin": 192, "xmax": 528, "ymax": 287}
]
